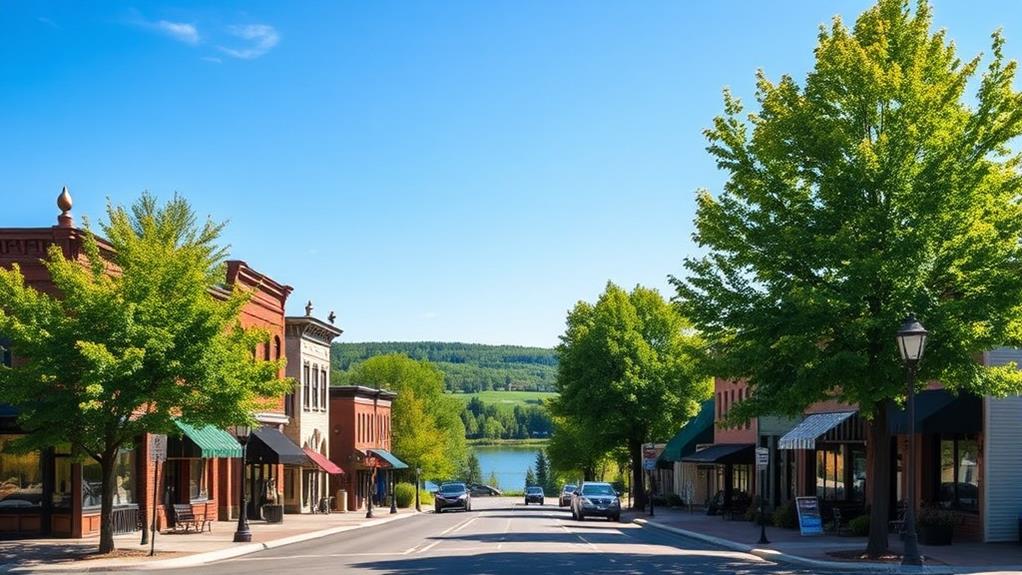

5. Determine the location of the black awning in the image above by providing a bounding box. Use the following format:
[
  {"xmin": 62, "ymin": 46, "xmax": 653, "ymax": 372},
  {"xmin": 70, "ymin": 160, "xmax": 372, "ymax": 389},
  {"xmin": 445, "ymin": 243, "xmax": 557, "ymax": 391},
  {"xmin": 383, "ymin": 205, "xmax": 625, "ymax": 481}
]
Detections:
[
  {"xmin": 247, "ymin": 427, "xmax": 311, "ymax": 466},
  {"xmin": 887, "ymin": 390, "xmax": 982, "ymax": 435},
  {"xmin": 681, "ymin": 443, "xmax": 755, "ymax": 465}
]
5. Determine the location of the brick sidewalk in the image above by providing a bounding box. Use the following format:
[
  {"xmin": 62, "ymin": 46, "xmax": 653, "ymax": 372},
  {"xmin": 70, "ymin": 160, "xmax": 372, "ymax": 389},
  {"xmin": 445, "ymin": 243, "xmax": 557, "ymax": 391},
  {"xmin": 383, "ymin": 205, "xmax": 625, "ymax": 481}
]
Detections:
[
  {"xmin": 0, "ymin": 508, "xmax": 420, "ymax": 573},
  {"xmin": 630, "ymin": 506, "xmax": 1022, "ymax": 570}
]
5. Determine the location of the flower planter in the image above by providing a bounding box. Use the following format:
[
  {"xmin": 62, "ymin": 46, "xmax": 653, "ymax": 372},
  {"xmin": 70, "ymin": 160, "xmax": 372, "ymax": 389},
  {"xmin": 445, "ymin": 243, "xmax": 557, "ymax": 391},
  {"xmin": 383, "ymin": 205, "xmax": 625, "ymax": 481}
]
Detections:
[{"xmin": 919, "ymin": 524, "xmax": 953, "ymax": 546}]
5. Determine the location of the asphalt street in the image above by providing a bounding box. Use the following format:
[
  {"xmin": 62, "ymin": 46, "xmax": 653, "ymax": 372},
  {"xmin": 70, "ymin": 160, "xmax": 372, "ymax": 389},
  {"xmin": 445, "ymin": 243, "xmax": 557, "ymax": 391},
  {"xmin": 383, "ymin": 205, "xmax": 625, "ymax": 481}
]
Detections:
[{"xmin": 140, "ymin": 497, "xmax": 849, "ymax": 575}]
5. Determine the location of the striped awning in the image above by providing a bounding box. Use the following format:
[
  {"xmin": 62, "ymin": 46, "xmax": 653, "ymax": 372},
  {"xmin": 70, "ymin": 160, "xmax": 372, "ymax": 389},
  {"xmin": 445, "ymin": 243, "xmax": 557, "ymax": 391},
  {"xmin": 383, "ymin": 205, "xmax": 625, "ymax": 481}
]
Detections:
[{"xmin": 779, "ymin": 411, "xmax": 857, "ymax": 450}]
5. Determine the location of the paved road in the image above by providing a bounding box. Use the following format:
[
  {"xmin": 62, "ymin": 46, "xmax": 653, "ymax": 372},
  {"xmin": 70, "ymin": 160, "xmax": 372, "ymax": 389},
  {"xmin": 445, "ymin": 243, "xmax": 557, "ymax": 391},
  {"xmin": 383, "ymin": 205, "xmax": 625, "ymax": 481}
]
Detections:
[{"xmin": 148, "ymin": 497, "xmax": 846, "ymax": 575}]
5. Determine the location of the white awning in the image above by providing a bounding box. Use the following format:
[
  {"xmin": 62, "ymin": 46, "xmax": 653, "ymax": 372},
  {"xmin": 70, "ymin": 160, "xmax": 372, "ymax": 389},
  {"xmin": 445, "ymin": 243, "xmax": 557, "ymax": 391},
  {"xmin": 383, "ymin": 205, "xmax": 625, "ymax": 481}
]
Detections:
[{"xmin": 779, "ymin": 411, "xmax": 857, "ymax": 450}]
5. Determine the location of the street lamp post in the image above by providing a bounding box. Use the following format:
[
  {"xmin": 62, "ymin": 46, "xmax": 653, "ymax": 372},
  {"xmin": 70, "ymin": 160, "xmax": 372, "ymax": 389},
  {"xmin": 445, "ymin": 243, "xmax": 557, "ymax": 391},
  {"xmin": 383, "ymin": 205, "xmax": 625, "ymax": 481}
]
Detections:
[
  {"xmin": 390, "ymin": 470, "xmax": 398, "ymax": 514},
  {"xmin": 897, "ymin": 315, "xmax": 928, "ymax": 567},
  {"xmin": 366, "ymin": 469, "xmax": 375, "ymax": 519},
  {"xmin": 415, "ymin": 466, "xmax": 422, "ymax": 512},
  {"xmin": 233, "ymin": 425, "xmax": 252, "ymax": 543}
]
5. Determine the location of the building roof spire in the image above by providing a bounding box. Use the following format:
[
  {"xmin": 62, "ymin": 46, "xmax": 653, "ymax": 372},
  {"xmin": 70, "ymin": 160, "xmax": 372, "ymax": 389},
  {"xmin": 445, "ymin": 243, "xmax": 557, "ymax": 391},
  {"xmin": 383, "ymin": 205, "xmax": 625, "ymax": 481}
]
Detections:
[{"xmin": 56, "ymin": 185, "xmax": 73, "ymax": 228}]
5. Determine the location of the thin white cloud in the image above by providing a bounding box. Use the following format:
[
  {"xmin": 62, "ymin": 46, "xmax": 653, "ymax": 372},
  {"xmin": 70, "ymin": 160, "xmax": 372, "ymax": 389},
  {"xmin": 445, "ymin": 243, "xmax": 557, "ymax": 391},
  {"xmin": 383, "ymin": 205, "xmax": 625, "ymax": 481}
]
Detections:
[
  {"xmin": 201, "ymin": 56, "xmax": 223, "ymax": 64},
  {"xmin": 155, "ymin": 20, "xmax": 200, "ymax": 45},
  {"xmin": 37, "ymin": 17, "xmax": 59, "ymax": 29},
  {"xmin": 218, "ymin": 24, "xmax": 279, "ymax": 59}
]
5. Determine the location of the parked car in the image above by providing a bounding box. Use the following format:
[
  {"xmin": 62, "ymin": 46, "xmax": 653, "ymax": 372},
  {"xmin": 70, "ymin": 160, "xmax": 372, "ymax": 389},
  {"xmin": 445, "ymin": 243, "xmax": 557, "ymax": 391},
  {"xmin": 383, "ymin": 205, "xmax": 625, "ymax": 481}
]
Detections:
[
  {"xmin": 434, "ymin": 482, "xmax": 472, "ymax": 513},
  {"xmin": 558, "ymin": 484, "xmax": 577, "ymax": 507},
  {"xmin": 570, "ymin": 481, "xmax": 621, "ymax": 522},
  {"xmin": 469, "ymin": 483, "xmax": 503, "ymax": 496},
  {"xmin": 524, "ymin": 486, "xmax": 544, "ymax": 505}
]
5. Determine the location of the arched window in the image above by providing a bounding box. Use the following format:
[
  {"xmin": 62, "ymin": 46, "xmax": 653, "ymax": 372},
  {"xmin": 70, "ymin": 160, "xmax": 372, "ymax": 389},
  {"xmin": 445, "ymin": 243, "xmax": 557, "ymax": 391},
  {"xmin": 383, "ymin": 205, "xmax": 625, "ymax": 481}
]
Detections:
[
  {"xmin": 263, "ymin": 343, "xmax": 270, "ymax": 362},
  {"xmin": 320, "ymin": 368, "xmax": 327, "ymax": 409}
]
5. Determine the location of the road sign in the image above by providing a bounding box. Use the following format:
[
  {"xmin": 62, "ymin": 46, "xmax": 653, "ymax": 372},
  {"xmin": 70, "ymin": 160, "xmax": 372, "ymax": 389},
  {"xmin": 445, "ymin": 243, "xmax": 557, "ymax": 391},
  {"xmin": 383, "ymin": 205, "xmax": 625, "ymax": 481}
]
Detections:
[
  {"xmin": 755, "ymin": 447, "xmax": 769, "ymax": 470},
  {"xmin": 642, "ymin": 445, "xmax": 658, "ymax": 471},
  {"xmin": 150, "ymin": 434, "xmax": 167, "ymax": 462}
]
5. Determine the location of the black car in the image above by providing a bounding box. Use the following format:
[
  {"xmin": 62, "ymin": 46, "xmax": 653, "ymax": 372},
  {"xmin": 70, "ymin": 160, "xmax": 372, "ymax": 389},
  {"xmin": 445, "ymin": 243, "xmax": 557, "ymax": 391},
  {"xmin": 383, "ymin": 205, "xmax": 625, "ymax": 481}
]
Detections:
[
  {"xmin": 434, "ymin": 482, "xmax": 472, "ymax": 513},
  {"xmin": 524, "ymin": 486, "xmax": 544, "ymax": 505}
]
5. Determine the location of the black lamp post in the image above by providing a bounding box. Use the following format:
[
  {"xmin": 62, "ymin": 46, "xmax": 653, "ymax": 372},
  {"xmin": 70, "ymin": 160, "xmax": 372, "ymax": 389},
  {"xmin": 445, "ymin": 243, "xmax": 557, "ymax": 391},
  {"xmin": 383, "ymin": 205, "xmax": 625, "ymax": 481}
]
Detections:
[
  {"xmin": 897, "ymin": 315, "xmax": 928, "ymax": 567},
  {"xmin": 390, "ymin": 470, "xmax": 398, "ymax": 514},
  {"xmin": 415, "ymin": 466, "xmax": 422, "ymax": 512},
  {"xmin": 233, "ymin": 425, "xmax": 252, "ymax": 543},
  {"xmin": 366, "ymin": 469, "xmax": 375, "ymax": 519}
]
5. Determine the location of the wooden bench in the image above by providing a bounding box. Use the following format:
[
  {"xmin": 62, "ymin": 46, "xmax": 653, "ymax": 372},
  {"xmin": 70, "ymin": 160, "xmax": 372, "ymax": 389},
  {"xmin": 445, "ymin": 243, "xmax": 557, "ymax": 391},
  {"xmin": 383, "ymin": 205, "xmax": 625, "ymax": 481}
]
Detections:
[{"xmin": 172, "ymin": 504, "xmax": 211, "ymax": 533}]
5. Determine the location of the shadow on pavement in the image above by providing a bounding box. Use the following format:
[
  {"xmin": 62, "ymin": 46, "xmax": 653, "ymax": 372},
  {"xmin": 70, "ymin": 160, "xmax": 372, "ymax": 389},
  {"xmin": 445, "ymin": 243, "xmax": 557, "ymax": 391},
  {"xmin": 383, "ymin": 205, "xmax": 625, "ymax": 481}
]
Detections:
[
  {"xmin": 350, "ymin": 551, "xmax": 818, "ymax": 575},
  {"xmin": 426, "ymin": 530, "xmax": 721, "ymax": 549}
]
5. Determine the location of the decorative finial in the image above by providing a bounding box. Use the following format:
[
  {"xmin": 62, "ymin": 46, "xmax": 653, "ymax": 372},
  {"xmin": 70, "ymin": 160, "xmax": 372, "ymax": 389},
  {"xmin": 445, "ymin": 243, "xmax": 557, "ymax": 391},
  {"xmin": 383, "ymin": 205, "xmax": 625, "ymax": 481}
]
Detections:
[
  {"xmin": 305, "ymin": 300, "xmax": 313, "ymax": 316},
  {"xmin": 328, "ymin": 311, "xmax": 336, "ymax": 324},
  {"xmin": 56, "ymin": 186, "xmax": 74, "ymax": 228}
]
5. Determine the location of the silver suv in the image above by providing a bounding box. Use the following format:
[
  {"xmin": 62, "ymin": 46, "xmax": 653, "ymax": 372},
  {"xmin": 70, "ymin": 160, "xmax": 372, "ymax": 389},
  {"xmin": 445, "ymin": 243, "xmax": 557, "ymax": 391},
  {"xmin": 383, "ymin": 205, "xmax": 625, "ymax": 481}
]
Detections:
[{"xmin": 570, "ymin": 481, "xmax": 621, "ymax": 522}]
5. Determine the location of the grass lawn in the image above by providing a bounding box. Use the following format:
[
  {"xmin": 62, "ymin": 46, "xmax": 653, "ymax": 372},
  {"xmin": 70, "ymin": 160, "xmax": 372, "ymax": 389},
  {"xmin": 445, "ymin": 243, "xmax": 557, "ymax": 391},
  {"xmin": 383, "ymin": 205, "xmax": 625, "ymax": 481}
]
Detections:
[{"xmin": 449, "ymin": 390, "xmax": 558, "ymax": 407}]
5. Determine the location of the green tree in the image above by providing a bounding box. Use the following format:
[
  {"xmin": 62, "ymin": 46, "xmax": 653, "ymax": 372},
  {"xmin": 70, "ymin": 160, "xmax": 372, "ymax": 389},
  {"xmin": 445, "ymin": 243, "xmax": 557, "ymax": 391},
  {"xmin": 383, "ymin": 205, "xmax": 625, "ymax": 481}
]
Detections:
[
  {"xmin": 486, "ymin": 470, "xmax": 500, "ymax": 489},
  {"xmin": 462, "ymin": 452, "xmax": 483, "ymax": 485},
  {"xmin": 551, "ymin": 282, "xmax": 710, "ymax": 510},
  {"xmin": 534, "ymin": 450, "xmax": 552, "ymax": 494},
  {"xmin": 525, "ymin": 466, "xmax": 537, "ymax": 488},
  {"xmin": 672, "ymin": 0, "xmax": 1022, "ymax": 556},
  {"xmin": 0, "ymin": 193, "xmax": 288, "ymax": 554},
  {"xmin": 349, "ymin": 354, "xmax": 467, "ymax": 481}
]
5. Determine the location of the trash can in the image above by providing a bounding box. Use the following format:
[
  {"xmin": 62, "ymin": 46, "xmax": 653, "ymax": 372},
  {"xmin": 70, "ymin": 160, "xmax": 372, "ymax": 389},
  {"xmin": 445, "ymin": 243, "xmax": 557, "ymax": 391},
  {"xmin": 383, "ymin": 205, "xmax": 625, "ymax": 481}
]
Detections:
[
  {"xmin": 261, "ymin": 503, "xmax": 284, "ymax": 523},
  {"xmin": 336, "ymin": 490, "xmax": 348, "ymax": 513},
  {"xmin": 1017, "ymin": 514, "xmax": 1022, "ymax": 544}
]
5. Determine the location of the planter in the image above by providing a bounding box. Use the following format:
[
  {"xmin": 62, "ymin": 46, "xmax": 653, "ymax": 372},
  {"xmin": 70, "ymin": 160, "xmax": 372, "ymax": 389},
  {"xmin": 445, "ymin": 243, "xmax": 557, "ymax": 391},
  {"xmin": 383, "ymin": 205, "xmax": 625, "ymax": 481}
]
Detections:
[
  {"xmin": 261, "ymin": 504, "xmax": 284, "ymax": 524},
  {"xmin": 918, "ymin": 524, "xmax": 953, "ymax": 546}
]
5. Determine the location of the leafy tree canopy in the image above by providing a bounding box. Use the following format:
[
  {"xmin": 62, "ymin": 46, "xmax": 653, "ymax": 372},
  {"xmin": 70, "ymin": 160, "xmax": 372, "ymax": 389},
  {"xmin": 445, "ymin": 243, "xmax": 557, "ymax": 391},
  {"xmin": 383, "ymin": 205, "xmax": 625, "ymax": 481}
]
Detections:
[{"xmin": 0, "ymin": 193, "xmax": 288, "ymax": 552}]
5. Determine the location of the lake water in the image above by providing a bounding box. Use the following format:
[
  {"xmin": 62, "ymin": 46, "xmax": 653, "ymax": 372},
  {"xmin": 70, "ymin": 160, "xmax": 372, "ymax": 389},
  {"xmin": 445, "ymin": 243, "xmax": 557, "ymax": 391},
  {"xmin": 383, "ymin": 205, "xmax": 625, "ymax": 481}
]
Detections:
[{"xmin": 471, "ymin": 444, "xmax": 543, "ymax": 492}]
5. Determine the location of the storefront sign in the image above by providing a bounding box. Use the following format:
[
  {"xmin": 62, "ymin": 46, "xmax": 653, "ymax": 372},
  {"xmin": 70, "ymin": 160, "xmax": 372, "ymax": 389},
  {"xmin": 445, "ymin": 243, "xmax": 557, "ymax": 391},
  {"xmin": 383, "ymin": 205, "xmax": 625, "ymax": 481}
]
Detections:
[
  {"xmin": 642, "ymin": 445, "xmax": 658, "ymax": 471},
  {"xmin": 150, "ymin": 434, "xmax": 167, "ymax": 462},
  {"xmin": 795, "ymin": 496, "xmax": 823, "ymax": 536},
  {"xmin": 755, "ymin": 447, "xmax": 769, "ymax": 470}
]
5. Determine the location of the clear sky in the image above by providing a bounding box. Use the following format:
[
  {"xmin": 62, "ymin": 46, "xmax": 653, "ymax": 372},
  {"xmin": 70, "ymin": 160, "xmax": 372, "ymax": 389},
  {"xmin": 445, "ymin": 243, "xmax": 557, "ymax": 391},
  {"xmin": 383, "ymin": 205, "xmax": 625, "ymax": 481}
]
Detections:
[{"xmin": 2, "ymin": 1, "xmax": 1020, "ymax": 347}]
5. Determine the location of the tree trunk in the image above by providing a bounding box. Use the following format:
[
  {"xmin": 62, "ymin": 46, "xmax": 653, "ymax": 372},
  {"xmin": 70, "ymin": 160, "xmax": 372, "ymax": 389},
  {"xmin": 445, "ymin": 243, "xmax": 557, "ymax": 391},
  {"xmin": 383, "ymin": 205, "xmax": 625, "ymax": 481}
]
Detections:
[
  {"xmin": 629, "ymin": 438, "xmax": 646, "ymax": 510},
  {"xmin": 866, "ymin": 401, "xmax": 891, "ymax": 558},
  {"xmin": 98, "ymin": 453, "xmax": 117, "ymax": 554}
]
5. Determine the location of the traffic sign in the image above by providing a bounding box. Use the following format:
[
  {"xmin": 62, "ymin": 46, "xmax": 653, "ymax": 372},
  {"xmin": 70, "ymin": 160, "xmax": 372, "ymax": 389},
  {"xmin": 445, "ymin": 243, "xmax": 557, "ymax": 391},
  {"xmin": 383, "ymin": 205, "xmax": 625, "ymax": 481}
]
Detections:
[
  {"xmin": 150, "ymin": 434, "xmax": 167, "ymax": 462},
  {"xmin": 755, "ymin": 447, "xmax": 769, "ymax": 470}
]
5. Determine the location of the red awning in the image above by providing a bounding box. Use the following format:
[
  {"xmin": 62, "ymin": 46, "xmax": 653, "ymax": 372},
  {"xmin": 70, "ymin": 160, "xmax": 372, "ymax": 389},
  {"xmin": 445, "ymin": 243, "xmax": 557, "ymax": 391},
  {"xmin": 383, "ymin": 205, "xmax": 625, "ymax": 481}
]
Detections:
[{"xmin": 303, "ymin": 447, "xmax": 344, "ymax": 475}]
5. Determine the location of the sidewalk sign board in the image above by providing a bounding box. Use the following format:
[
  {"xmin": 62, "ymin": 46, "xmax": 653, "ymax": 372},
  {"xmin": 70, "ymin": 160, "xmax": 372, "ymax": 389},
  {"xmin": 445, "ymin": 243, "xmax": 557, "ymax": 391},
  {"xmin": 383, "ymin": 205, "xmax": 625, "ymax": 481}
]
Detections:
[
  {"xmin": 795, "ymin": 496, "xmax": 823, "ymax": 536},
  {"xmin": 755, "ymin": 447, "xmax": 769, "ymax": 471}
]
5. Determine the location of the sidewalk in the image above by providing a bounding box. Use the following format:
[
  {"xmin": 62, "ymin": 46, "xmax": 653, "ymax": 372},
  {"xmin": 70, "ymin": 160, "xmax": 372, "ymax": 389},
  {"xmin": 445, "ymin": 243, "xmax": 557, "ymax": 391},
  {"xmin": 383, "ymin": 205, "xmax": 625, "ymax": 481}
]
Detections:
[
  {"xmin": 630, "ymin": 507, "xmax": 1022, "ymax": 574},
  {"xmin": 0, "ymin": 507, "xmax": 420, "ymax": 573}
]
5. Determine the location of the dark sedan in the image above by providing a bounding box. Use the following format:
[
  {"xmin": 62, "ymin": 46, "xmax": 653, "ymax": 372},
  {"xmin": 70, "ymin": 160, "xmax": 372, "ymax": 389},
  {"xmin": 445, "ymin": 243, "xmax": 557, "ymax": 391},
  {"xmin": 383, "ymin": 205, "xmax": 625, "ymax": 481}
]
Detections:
[
  {"xmin": 570, "ymin": 481, "xmax": 621, "ymax": 522},
  {"xmin": 434, "ymin": 482, "xmax": 472, "ymax": 513},
  {"xmin": 524, "ymin": 486, "xmax": 544, "ymax": 505}
]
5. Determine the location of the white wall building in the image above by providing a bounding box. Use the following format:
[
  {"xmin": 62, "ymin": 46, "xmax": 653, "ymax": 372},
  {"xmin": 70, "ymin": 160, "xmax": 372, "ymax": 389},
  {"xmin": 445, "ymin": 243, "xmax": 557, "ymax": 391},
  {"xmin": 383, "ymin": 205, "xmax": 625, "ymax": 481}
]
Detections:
[{"xmin": 283, "ymin": 304, "xmax": 343, "ymax": 513}]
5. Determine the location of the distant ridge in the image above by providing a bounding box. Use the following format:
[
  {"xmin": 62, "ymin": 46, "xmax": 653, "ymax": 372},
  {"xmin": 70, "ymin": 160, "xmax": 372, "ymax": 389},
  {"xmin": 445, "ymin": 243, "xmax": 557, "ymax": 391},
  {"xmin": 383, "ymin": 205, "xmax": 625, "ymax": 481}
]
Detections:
[{"xmin": 331, "ymin": 341, "xmax": 557, "ymax": 393}]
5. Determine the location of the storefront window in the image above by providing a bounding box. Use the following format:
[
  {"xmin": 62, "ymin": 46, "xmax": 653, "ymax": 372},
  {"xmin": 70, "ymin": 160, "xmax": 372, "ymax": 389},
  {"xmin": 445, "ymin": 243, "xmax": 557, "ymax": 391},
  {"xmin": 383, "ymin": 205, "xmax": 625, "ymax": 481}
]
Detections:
[
  {"xmin": 732, "ymin": 464, "xmax": 751, "ymax": 494},
  {"xmin": 54, "ymin": 456, "xmax": 72, "ymax": 508},
  {"xmin": 938, "ymin": 435, "xmax": 978, "ymax": 512},
  {"xmin": 82, "ymin": 449, "xmax": 137, "ymax": 508},
  {"xmin": 816, "ymin": 445, "xmax": 847, "ymax": 501},
  {"xmin": 0, "ymin": 435, "xmax": 41, "ymax": 508},
  {"xmin": 851, "ymin": 447, "xmax": 866, "ymax": 502},
  {"xmin": 189, "ymin": 460, "xmax": 208, "ymax": 501}
]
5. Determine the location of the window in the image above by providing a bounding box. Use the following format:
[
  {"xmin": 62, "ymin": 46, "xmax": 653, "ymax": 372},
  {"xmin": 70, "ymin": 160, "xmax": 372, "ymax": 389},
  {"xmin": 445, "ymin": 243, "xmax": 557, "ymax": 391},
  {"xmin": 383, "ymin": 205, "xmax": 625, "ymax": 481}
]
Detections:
[
  {"xmin": 312, "ymin": 366, "xmax": 320, "ymax": 410},
  {"xmin": 303, "ymin": 363, "xmax": 311, "ymax": 410},
  {"xmin": 0, "ymin": 435, "xmax": 41, "ymax": 507},
  {"xmin": 938, "ymin": 435, "xmax": 979, "ymax": 512},
  {"xmin": 82, "ymin": 448, "xmax": 136, "ymax": 508},
  {"xmin": 814, "ymin": 444, "xmax": 863, "ymax": 502},
  {"xmin": 274, "ymin": 336, "xmax": 281, "ymax": 360},
  {"xmin": 54, "ymin": 452, "xmax": 72, "ymax": 508},
  {"xmin": 716, "ymin": 393, "xmax": 722, "ymax": 419},
  {"xmin": 320, "ymin": 369, "xmax": 328, "ymax": 409},
  {"xmin": 189, "ymin": 460, "xmax": 208, "ymax": 501}
]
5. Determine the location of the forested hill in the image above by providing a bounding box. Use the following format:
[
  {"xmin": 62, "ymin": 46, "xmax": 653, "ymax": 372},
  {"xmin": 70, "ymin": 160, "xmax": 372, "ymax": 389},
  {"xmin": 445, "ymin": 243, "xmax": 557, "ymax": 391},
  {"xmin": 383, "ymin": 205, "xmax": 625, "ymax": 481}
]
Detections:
[{"xmin": 331, "ymin": 342, "xmax": 558, "ymax": 393}]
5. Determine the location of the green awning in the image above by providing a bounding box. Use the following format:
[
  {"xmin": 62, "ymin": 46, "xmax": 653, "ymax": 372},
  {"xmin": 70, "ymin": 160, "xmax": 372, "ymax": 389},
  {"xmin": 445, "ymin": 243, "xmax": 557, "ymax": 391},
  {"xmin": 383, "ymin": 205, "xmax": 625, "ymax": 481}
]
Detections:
[
  {"xmin": 659, "ymin": 399, "xmax": 715, "ymax": 462},
  {"xmin": 173, "ymin": 420, "xmax": 243, "ymax": 459},
  {"xmin": 368, "ymin": 448, "xmax": 408, "ymax": 469}
]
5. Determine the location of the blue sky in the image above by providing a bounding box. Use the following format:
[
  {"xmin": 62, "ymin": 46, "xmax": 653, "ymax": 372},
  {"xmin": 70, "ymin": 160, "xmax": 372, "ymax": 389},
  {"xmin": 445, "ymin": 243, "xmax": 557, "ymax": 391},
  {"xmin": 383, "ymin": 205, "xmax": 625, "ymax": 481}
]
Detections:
[{"xmin": 2, "ymin": 1, "xmax": 1020, "ymax": 347}]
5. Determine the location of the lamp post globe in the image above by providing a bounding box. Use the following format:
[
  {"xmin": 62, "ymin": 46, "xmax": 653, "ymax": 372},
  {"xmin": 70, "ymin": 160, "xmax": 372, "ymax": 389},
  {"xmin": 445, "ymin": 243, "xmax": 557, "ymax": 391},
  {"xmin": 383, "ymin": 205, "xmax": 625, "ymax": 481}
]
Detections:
[{"xmin": 897, "ymin": 315, "xmax": 927, "ymax": 566}]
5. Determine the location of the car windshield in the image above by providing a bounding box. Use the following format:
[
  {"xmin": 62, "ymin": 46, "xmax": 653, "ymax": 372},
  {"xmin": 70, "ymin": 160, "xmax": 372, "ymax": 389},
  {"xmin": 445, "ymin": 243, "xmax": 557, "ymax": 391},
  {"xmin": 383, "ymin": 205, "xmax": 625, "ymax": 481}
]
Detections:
[
  {"xmin": 527, "ymin": 487, "xmax": 543, "ymax": 494},
  {"xmin": 440, "ymin": 484, "xmax": 465, "ymax": 494},
  {"xmin": 581, "ymin": 484, "xmax": 615, "ymax": 496},
  {"xmin": 563, "ymin": 485, "xmax": 577, "ymax": 493}
]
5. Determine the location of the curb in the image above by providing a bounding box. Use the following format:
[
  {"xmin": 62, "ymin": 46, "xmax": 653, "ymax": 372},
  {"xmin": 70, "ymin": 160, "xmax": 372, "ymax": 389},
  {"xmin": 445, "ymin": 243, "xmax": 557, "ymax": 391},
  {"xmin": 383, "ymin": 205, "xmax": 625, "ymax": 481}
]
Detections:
[
  {"xmin": 4, "ymin": 511, "xmax": 421, "ymax": 573},
  {"xmin": 631, "ymin": 518, "xmax": 1022, "ymax": 575}
]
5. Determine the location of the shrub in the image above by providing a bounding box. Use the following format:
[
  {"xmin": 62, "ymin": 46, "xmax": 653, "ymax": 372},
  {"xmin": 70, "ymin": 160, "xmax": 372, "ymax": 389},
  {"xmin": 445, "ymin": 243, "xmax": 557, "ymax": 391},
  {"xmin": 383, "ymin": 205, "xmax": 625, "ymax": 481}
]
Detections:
[
  {"xmin": 849, "ymin": 514, "xmax": 870, "ymax": 536},
  {"xmin": 652, "ymin": 494, "xmax": 669, "ymax": 506},
  {"xmin": 665, "ymin": 493, "xmax": 684, "ymax": 508},
  {"xmin": 918, "ymin": 506, "xmax": 957, "ymax": 529},
  {"xmin": 395, "ymin": 482, "xmax": 416, "ymax": 508},
  {"xmin": 772, "ymin": 501, "xmax": 798, "ymax": 529}
]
